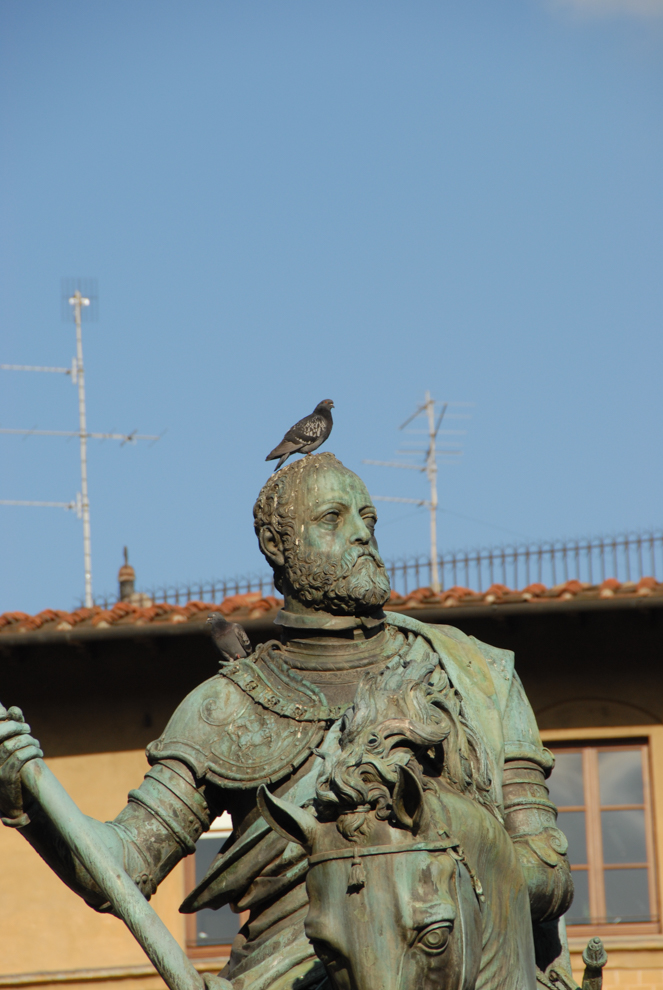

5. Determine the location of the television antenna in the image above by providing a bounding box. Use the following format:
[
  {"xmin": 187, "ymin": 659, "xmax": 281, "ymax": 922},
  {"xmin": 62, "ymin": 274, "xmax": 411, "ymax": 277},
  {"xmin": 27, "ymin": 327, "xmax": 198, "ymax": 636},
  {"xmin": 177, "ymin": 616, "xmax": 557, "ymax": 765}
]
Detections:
[
  {"xmin": 363, "ymin": 390, "xmax": 471, "ymax": 593},
  {"xmin": 1, "ymin": 279, "xmax": 161, "ymax": 607}
]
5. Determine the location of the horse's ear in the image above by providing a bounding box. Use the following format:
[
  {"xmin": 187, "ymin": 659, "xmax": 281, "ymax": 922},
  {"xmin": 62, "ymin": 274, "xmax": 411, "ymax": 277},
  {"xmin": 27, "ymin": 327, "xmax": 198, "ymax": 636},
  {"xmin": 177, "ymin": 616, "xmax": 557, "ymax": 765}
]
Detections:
[
  {"xmin": 392, "ymin": 764, "xmax": 426, "ymax": 833},
  {"xmin": 257, "ymin": 784, "xmax": 318, "ymax": 848}
]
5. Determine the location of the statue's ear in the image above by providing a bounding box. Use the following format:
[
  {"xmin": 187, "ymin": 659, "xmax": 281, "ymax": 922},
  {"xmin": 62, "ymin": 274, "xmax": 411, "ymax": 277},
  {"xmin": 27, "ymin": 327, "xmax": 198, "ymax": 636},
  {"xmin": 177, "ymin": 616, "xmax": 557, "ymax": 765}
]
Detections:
[
  {"xmin": 392, "ymin": 764, "xmax": 426, "ymax": 833},
  {"xmin": 258, "ymin": 526, "xmax": 285, "ymax": 569},
  {"xmin": 257, "ymin": 785, "xmax": 318, "ymax": 848}
]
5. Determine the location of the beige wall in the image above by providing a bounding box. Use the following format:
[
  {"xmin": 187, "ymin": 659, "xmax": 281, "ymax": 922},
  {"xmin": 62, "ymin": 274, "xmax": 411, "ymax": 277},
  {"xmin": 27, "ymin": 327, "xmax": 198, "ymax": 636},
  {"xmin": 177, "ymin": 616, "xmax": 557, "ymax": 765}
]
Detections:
[
  {"xmin": 3, "ymin": 728, "xmax": 663, "ymax": 987},
  {"xmin": 0, "ymin": 750, "xmax": 185, "ymax": 977}
]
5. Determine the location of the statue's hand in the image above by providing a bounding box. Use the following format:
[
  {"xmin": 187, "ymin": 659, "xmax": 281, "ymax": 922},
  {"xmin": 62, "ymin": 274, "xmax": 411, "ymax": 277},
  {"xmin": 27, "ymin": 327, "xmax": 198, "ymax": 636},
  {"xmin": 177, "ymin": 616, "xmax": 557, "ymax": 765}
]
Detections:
[
  {"xmin": 0, "ymin": 706, "xmax": 43, "ymax": 826},
  {"xmin": 513, "ymin": 830, "xmax": 573, "ymax": 923}
]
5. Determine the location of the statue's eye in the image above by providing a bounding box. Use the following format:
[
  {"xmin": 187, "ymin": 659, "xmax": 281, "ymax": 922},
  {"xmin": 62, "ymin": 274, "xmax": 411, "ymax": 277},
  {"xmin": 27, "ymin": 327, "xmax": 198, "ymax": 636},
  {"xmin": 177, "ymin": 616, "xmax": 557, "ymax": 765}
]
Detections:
[
  {"xmin": 321, "ymin": 511, "xmax": 339, "ymax": 524},
  {"xmin": 417, "ymin": 924, "xmax": 452, "ymax": 953},
  {"xmin": 367, "ymin": 733, "xmax": 380, "ymax": 748}
]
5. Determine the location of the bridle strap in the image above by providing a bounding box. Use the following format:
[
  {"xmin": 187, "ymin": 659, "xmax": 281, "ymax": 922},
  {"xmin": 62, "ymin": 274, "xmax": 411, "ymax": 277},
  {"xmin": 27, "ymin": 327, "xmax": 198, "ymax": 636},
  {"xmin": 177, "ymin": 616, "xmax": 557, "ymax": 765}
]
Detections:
[
  {"xmin": 308, "ymin": 838, "xmax": 459, "ymax": 866},
  {"xmin": 308, "ymin": 837, "xmax": 486, "ymax": 907}
]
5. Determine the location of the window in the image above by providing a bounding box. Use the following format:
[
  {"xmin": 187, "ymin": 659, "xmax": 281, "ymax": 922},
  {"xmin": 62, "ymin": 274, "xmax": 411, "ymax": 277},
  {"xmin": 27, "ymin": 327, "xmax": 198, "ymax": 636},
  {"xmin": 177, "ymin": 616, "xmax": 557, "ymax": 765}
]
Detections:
[
  {"xmin": 185, "ymin": 814, "xmax": 244, "ymax": 958},
  {"xmin": 548, "ymin": 742, "xmax": 658, "ymax": 933}
]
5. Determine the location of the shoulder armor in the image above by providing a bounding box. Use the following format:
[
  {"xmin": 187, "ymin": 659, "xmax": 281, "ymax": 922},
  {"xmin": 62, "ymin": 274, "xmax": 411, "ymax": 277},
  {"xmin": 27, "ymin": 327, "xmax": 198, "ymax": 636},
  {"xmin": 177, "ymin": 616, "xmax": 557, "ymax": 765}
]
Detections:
[
  {"xmin": 147, "ymin": 672, "xmax": 325, "ymax": 790},
  {"xmin": 467, "ymin": 636, "xmax": 515, "ymax": 684},
  {"xmin": 385, "ymin": 612, "xmax": 497, "ymax": 691}
]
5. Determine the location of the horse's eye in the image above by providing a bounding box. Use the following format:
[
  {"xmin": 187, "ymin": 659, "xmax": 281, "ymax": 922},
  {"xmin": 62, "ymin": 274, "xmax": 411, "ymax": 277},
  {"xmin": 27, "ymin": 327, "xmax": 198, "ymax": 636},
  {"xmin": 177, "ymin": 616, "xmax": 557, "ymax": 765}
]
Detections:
[
  {"xmin": 367, "ymin": 733, "xmax": 380, "ymax": 747},
  {"xmin": 417, "ymin": 924, "xmax": 452, "ymax": 953}
]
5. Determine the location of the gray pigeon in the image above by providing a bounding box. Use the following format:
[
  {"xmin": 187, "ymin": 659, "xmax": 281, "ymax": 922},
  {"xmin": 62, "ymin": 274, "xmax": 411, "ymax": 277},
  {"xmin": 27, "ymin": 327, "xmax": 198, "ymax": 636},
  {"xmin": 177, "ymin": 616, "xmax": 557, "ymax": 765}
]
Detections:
[
  {"xmin": 207, "ymin": 613, "xmax": 252, "ymax": 663},
  {"xmin": 266, "ymin": 399, "xmax": 334, "ymax": 471}
]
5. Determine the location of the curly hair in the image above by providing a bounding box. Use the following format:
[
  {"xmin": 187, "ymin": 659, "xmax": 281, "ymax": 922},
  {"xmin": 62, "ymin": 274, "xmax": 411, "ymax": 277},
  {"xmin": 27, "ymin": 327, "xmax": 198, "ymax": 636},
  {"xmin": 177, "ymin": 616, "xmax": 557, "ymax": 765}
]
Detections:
[
  {"xmin": 314, "ymin": 652, "xmax": 498, "ymax": 838},
  {"xmin": 253, "ymin": 451, "xmax": 347, "ymax": 592}
]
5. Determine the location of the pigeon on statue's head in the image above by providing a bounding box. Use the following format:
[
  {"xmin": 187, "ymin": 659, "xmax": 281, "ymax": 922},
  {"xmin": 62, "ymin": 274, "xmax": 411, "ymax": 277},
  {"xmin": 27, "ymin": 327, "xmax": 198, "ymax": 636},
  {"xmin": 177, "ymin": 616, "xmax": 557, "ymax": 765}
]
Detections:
[
  {"xmin": 207, "ymin": 613, "xmax": 252, "ymax": 664},
  {"xmin": 265, "ymin": 400, "xmax": 334, "ymax": 471}
]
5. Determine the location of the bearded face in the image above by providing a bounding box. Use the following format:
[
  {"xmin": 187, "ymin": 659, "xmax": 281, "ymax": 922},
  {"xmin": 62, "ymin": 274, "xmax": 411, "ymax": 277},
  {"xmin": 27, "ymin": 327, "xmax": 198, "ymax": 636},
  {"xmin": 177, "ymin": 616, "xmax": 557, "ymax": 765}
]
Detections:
[
  {"xmin": 283, "ymin": 542, "xmax": 391, "ymax": 615},
  {"xmin": 256, "ymin": 459, "xmax": 392, "ymax": 615}
]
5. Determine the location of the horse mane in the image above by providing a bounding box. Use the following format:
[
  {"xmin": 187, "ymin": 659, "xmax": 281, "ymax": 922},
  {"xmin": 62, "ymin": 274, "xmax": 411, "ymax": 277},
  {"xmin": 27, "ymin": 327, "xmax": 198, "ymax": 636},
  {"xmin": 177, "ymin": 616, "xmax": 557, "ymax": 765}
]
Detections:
[{"xmin": 315, "ymin": 652, "xmax": 497, "ymax": 839}]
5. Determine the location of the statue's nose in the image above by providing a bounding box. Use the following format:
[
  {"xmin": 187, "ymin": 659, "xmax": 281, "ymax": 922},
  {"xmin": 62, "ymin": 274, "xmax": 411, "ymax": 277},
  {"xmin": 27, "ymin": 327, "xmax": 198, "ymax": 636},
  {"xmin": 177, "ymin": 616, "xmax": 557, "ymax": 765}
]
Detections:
[{"xmin": 349, "ymin": 514, "xmax": 371, "ymax": 545}]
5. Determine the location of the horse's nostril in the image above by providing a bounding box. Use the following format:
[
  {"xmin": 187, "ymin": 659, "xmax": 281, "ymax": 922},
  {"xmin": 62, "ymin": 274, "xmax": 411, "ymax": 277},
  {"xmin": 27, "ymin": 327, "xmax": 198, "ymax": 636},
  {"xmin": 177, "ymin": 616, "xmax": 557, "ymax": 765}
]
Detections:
[{"xmin": 310, "ymin": 939, "xmax": 342, "ymax": 970}]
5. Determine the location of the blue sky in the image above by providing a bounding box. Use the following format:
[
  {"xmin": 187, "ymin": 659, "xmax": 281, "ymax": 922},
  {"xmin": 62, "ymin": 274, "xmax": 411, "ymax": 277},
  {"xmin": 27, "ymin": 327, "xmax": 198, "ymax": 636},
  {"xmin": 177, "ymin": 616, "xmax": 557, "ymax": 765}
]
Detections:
[{"xmin": 1, "ymin": 0, "xmax": 662, "ymax": 612}]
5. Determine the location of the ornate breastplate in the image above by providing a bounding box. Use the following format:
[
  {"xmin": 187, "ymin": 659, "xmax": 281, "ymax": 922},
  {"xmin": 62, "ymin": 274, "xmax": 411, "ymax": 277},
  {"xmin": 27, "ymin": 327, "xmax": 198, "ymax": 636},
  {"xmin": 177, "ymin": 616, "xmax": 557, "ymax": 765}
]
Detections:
[
  {"xmin": 207, "ymin": 643, "xmax": 350, "ymax": 787},
  {"xmin": 148, "ymin": 642, "xmax": 345, "ymax": 790}
]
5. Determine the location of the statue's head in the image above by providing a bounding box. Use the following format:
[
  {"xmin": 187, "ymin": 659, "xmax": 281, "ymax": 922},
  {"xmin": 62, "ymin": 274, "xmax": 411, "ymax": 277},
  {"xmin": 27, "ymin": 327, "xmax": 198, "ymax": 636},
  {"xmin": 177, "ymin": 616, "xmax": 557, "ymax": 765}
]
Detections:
[{"xmin": 254, "ymin": 452, "xmax": 391, "ymax": 615}]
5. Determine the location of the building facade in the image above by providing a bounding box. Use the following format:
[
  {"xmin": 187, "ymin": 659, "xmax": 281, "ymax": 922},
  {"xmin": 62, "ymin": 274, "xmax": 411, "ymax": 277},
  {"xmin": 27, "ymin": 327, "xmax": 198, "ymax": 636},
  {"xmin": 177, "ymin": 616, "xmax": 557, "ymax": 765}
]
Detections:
[{"xmin": 1, "ymin": 576, "xmax": 662, "ymax": 989}]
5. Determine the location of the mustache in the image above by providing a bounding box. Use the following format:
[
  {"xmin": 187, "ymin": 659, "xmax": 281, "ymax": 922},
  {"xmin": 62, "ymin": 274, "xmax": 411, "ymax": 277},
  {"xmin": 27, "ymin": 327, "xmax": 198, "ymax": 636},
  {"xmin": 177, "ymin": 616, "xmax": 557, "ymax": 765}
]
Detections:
[{"xmin": 338, "ymin": 544, "xmax": 386, "ymax": 574}]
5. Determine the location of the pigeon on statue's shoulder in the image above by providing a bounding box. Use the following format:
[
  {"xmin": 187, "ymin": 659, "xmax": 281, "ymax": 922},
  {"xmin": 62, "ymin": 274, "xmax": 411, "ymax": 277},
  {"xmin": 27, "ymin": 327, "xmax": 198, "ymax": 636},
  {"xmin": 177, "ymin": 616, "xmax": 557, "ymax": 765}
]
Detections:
[
  {"xmin": 265, "ymin": 399, "xmax": 334, "ymax": 471},
  {"xmin": 207, "ymin": 613, "xmax": 252, "ymax": 663}
]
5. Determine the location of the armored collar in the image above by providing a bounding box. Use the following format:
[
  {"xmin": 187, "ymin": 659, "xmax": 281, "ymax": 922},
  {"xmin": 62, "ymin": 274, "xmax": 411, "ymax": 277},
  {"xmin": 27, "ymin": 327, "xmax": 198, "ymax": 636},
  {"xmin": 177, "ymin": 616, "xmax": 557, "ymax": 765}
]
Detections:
[
  {"xmin": 275, "ymin": 608, "xmax": 385, "ymax": 632},
  {"xmin": 220, "ymin": 642, "xmax": 351, "ymax": 723}
]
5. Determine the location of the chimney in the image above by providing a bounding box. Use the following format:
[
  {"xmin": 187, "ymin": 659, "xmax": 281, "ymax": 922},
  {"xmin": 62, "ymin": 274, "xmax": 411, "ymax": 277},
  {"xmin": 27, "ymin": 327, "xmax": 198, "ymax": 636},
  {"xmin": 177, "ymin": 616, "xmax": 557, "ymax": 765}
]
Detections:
[{"xmin": 118, "ymin": 547, "xmax": 136, "ymax": 602}]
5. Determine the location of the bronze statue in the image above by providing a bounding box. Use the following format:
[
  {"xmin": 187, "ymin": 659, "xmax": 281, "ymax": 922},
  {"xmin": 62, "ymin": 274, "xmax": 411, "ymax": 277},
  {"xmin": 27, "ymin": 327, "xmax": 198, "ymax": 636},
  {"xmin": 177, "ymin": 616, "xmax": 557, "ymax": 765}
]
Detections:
[
  {"xmin": 259, "ymin": 652, "xmax": 537, "ymax": 990},
  {"xmin": 0, "ymin": 452, "xmax": 602, "ymax": 990}
]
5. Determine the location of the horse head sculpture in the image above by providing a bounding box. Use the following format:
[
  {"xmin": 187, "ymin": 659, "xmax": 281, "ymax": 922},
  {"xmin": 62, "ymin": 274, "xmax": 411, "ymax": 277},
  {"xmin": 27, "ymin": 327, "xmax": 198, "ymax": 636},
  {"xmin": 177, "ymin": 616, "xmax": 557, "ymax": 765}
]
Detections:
[{"xmin": 259, "ymin": 654, "xmax": 537, "ymax": 990}]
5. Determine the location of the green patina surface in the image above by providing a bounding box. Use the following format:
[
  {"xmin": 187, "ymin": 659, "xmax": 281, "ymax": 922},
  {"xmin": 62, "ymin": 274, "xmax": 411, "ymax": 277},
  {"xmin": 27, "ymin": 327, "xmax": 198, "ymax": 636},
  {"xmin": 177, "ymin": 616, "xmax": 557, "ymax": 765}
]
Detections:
[{"xmin": 0, "ymin": 452, "xmax": 605, "ymax": 990}]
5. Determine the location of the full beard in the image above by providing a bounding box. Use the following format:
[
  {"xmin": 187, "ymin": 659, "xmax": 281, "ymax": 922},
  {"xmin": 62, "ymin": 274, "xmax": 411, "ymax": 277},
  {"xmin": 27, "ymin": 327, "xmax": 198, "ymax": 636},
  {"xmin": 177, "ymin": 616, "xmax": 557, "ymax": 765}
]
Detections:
[{"xmin": 284, "ymin": 544, "xmax": 391, "ymax": 615}]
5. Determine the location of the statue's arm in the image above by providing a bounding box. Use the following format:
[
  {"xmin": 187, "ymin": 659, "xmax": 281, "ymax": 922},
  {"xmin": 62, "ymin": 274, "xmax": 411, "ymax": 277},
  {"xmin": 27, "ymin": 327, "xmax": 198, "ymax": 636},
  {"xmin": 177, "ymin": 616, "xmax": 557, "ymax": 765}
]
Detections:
[
  {"xmin": 19, "ymin": 757, "xmax": 217, "ymax": 911},
  {"xmin": 2, "ymin": 676, "xmax": 242, "ymax": 910},
  {"xmin": 501, "ymin": 672, "xmax": 573, "ymax": 923}
]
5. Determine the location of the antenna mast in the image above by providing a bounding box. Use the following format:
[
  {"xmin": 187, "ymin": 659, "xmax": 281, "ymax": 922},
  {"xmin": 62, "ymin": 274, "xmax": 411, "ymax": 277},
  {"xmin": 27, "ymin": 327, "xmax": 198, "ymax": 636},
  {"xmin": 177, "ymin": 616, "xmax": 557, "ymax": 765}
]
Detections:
[
  {"xmin": 364, "ymin": 392, "xmax": 470, "ymax": 593},
  {"xmin": 70, "ymin": 289, "xmax": 93, "ymax": 607},
  {"xmin": 1, "ymin": 279, "xmax": 161, "ymax": 606},
  {"xmin": 424, "ymin": 391, "xmax": 441, "ymax": 592}
]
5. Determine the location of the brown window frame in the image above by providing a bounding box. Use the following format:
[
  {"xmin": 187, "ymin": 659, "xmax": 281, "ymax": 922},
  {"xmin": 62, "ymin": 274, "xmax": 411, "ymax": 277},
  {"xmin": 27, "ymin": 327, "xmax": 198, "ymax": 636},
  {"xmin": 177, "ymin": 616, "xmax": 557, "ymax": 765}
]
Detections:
[{"xmin": 549, "ymin": 738, "xmax": 659, "ymax": 938}]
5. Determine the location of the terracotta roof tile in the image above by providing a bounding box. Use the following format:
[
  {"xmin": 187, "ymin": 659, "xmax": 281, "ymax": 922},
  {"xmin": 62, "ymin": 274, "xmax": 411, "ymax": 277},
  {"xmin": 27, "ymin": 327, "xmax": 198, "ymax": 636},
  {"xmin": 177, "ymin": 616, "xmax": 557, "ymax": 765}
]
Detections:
[
  {"xmin": 0, "ymin": 611, "xmax": 34, "ymax": 630},
  {"xmin": 1, "ymin": 580, "xmax": 662, "ymax": 637},
  {"xmin": 387, "ymin": 576, "xmax": 663, "ymax": 611}
]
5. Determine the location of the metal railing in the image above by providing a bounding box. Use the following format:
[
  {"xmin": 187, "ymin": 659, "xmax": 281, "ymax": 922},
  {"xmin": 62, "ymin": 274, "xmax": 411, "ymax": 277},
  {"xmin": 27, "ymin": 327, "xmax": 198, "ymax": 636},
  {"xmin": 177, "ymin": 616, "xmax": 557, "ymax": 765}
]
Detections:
[
  {"xmin": 91, "ymin": 529, "xmax": 663, "ymax": 608},
  {"xmin": 385, "ymin": 529, "xmax": 663, "ymax": 597},
  {"xmin": 145, "ymin": 573, "xmax": 276, "ymax": 607},
  {"xmin": 90, "ymin": 573, "xmax": 277, "ymax": 610}
]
